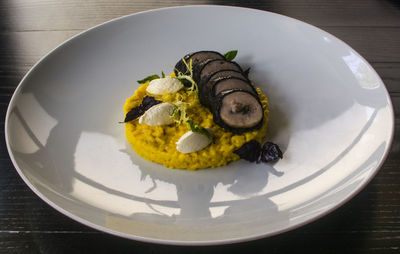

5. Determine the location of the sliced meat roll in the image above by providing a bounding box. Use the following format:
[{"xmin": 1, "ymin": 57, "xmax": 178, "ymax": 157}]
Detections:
[
  {"xmin": 213, "ymin": 89, "xmax": 263, "ymax": 133},
  {"xmin": 196, "ymin": 59, "xmax": 242, "ymax": 83}
]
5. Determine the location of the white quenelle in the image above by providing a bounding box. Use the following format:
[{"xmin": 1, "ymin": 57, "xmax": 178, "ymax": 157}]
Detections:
[
  {"xmin": 176, "ymin": 131, "xmax": 212, "ymax": 153},
  {"xmin": 139, "ymin": 102, "xmax": 175, "ymax": 126},
  {"xmin": 146, "ymin": 77, "xmax": 183, "ymax": 95}
]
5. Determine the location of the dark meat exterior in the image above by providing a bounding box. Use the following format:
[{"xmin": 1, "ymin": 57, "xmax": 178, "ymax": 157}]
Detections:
[
  {"xmin": 213, "ymin": 90, "xmax": 263, "ymax": 134},
  {"xmin": 212, "ymin": 77, "xmax": 256, "ymax": 97},
  {"xmin": 174, "ymin": 51, "xmax": 224, "ymax": 77},
  {"xmin": 200, "ymin": 77, "xmax": 257, "ymax": 107},
  {"xmin": 201, "ymin": 70, "xmax": 248, "ymax": 86},
  {"xmin": 196, "ymin": 59, "xmax": 242, "ymax": 83}
]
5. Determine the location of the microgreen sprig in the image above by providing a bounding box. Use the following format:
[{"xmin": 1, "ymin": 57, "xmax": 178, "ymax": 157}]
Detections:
[
  {"xmin": 137, "ymin": 70, "xmax": 167, "ymax": 84},
  {"xmin": 175, "ymin": 58, "xmax": 198, "ymax": 97}
]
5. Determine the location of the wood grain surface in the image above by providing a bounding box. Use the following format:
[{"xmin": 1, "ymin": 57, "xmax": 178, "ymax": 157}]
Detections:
[{"xmin": 0, "ymin": 0, "xmax": 399, "ymax": 253}]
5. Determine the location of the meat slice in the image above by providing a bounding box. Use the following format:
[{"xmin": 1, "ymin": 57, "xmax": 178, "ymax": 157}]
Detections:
[
  {"xmin": 212, "ymin": 77, "xmax": 256, "ymax": 97},
  {"xmin": 199, "ymin": 77, "xmax": 256, "ymax": 107},
  {"xmin": 205, "ymin": 70, "xmax": 248, "ymax": 84},
  {"xmin": 198, "ymin": 69, "xmax": 248, "ymax": 96},
  {"xmin": 189, "ymin": 51, "xmax": 224, "ymax": 67},
  {"xmin": 174, "ymin": 51, "xmax": 224, "ymax": 77},
  {"xmin": 213, "ymin": 90, "xmax": 263, "ymax": 133},
  {"xmin": 196, "ymin": 59, "xmax": 242, "ymax": 83}
]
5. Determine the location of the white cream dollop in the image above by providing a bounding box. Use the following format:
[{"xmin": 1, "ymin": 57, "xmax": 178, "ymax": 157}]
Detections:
[
  {"xmin": 176, "ymin": 131, "xmax": 212, "ymax": 153},
  {"xmin": 139, "ymin": 102, "xmax": 175, "ymax": 126},
  {"xmin": 146, "ymin": 77, "xmax": 183, "ymax": 95}
]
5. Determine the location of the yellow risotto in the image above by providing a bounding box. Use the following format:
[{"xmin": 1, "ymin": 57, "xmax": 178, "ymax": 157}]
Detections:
[{"xmin": 123, "ymin": 82, "xmax": 269, "ymax": 170}]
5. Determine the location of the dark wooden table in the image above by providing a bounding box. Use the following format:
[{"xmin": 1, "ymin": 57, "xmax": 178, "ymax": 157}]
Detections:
[{"xmin": 1, "ymin": 0, "xmax": 399, "ymax": 253}]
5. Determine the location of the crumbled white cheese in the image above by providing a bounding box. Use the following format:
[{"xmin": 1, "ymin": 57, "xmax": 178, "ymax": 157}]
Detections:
[
  {"xmin": 139, "ymin": 103, "xmax": 175, "ymax": 126},
  {"xmin": 146, "ymin": 77, "xmax": 183, "ymax": 95},
  {"xmin": 176, "ymin": 131, "xmax": 211, "ymax": 153}
]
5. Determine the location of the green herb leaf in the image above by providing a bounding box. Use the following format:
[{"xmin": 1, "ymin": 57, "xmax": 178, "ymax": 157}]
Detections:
[
  {"xmin": 137, "ymin": 74, "xmax": 160, "ymax": 84},
  {"xmin": 187, "ymin": 120, "xmax": 214, "ymax": 142},
  {"xmin": 223, "ymin": 50, "xmax": 238, "ymax": 61},
  {"xmin": 161, "ymin": 71, "xmax": 165, "ymax": 78}
]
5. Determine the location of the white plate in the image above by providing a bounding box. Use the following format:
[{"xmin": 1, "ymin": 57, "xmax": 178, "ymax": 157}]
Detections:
[{"xmin": 5, "ymin": 5, "xmax": 394, "ymax": 245}]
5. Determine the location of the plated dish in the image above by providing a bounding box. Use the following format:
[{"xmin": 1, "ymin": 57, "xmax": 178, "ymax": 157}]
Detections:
[{"xmin": 5, "ymin": 5, "xmax": 394, "ymax": 245}]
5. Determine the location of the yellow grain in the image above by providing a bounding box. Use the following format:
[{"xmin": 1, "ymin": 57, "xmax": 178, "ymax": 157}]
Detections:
[{"xmin": 124, "ymin": 82, "xmax": 269, "ymax": 170}]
